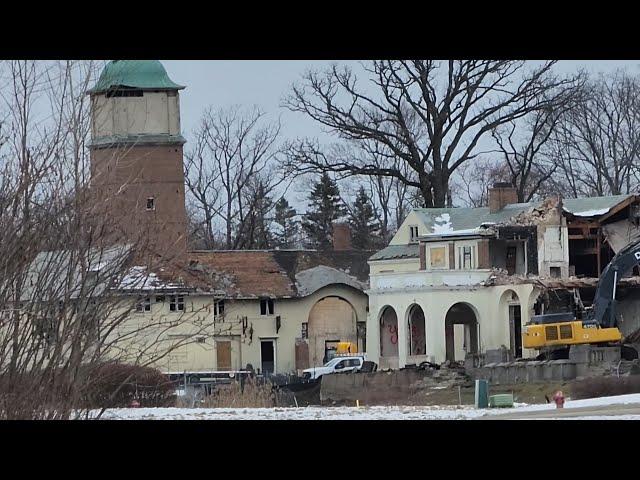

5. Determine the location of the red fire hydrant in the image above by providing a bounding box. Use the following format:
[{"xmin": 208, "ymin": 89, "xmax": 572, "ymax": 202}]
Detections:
[
  {"xmin": 130, "ymin": 399, "xmax": 141, "ymax": 408},
  {"xmin": 552, "ymin": 391, "xmax": 565, "ymax": 409}
]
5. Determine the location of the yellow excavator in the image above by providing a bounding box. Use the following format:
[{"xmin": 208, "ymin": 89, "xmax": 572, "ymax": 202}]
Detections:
[{"xmin": 523, "ymin": 239, "xmax": 640, "ymax": 360}]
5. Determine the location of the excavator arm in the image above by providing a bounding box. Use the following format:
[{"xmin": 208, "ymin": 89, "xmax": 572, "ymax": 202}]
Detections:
[{"xmin": 587, "ymin": 239, "xmax": 640, "ymax": 328}]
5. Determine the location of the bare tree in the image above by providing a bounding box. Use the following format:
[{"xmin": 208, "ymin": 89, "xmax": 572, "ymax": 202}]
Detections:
[
  {"xmin": 0, "ymin": 61, "xmax": 217, "ymax": 419},
  {"xmin": 184, "ymin": 105, "xmax": 286, "ymax": 249},
  {"xmin": 283, "ymin": 60, "xmax": 580, "ymax": 207},
  {"xmin": 491, "ymin": 104, "xmax": 571, "ymax": 203},
  {"xmin": 552, "ymin": 70, "xmax": 640, "ymax": 197}
]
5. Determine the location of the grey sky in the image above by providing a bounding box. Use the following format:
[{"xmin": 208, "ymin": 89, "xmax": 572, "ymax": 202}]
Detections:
[
  {"xmin": 163, "ymin": 60, "xmax": 640, "ymax": 142},
  {"xmin": 161, "ymin": 60, "xmax": 640, "ymax": 209}
]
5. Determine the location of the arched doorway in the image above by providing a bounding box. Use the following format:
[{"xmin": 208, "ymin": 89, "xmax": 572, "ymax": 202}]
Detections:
[
  {"xmin": 308, "ymin": 296, "xmax": 357, "ymax": 367},
  {"xmin": 407, "ymin": 304, "xmax": 426, "ymax": 356},
  {"xmin": 379, "ymin": 306, "xmax": 399, "ymax": 358},
  {"xmin": 499, "ymin": 290, "xmax": 522, "ymax": 359},
  {"xmin": 444, "ymin": 303, "xmax": 479, "ymax": 362}
]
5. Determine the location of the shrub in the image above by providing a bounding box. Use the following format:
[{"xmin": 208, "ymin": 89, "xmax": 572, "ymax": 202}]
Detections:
[
  {"xmin": 82, "ymin": 362, "xmax": 176, "ymax": 409},
  {"xmin": 571, "ymin": 375, "xmax": 640, "ymax": 400}
]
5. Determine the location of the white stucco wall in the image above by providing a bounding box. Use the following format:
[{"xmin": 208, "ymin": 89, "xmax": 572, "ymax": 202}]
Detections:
[
  {"xmin": 122, "ymin": 284, "xmax": 368, "ymax": 375},
  {"xmin": 92, "ymin": 91, "xmax": 181, "ymax": 139},
  {"xmin": 389, "ymin": 211, "xmax": 426, "ymax": 245},
  {"xmin": 366, "ymin": 283, "xmax": 539, "ymax": 366}
]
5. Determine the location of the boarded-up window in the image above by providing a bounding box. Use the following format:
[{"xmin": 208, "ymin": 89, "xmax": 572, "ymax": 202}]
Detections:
[
  {"xmin": 430, "ymin": 247, "xmax": 447, "ymax": 269},
  {"xmin": 216, "ymin": 341, "xmax": 231, "ymax": 371}
]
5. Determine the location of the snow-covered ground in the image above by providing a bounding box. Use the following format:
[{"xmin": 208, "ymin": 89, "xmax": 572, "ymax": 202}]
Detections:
[{"xmin": 93, "ymin": 393, "xmax": 640, "ymax": 420}]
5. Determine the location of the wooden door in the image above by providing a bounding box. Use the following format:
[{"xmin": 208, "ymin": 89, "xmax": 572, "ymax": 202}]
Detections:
[{"xmin": 216, "ymin": 341, "xmax": 231, "ymax": 371}]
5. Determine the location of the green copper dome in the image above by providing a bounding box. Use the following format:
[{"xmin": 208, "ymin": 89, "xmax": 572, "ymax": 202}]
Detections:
[{"xmin": 89, "ymin": 60, "xmax": 184, "ymax": 94}]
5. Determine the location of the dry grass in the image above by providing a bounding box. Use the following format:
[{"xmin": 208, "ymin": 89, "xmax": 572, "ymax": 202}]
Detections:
[{"xmin": 199, "ymin": 377, "xmax": 277, "ymax": 408}]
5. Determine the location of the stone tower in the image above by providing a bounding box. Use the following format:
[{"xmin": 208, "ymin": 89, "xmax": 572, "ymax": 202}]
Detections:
[{"xmin": 88, "ymin": 60, "xmax": 188, "ymax": 260}]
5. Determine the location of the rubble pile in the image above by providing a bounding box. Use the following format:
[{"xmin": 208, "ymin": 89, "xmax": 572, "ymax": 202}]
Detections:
[
  {"xmin": 508, "ymin": 195, "xmax": 562, "ymax": 226},
  {"xmin": 410, "ymin": 364, "xmax": 472, "ymax": 393}
]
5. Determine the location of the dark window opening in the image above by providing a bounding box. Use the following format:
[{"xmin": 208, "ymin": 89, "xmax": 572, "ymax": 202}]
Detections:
[
  {"xmin": 261, "ymin": 340, "xmax": 275, "ymax": 374},
  {"xmin": 155, "ymin": 295, "xmax": 165, "ymax": 303},
  {"xmin": 550, "ymin": 267, "xmax": 561, "ymax": 278},
  {"xmin": 506, "ymin": 246, "xmax": 517, "ymax": 275},
  {"xmin": 409, "ymin": 225, "xmax": 419, "ymax": 243},
  {"xmin": 301, "ymin": 322, "xmax": 308, "ymax": 339},
  {"xmin": 260, "ymin": 298, "xmax": 274, "ymax": 315},
  {"xmin": 105, "ymin": 88, "xmax": 144, "ymax": 98},
  {"xmin": 214, "ymin": 300, "xmax": 225, "ymax": 317},
  {"xmin": 169, "ymin": 296, "xmax": 184, "ymax": 312},
  {"xmin": 146, "ymin": 197, "xmax": 155, "ymax": 210},
  {"xmin": 136, "ymin": 296, "xmax": 151, "ymax": 312}
]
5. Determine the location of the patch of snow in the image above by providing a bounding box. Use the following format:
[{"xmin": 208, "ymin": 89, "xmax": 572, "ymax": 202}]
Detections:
[
  {"xmin": 564, "ymin": 207, "xmax": 611, "ymax": 217},
  {"xmin": 88, "ymin": 261, "xmax": 108, "ymax": 272},
  {"xmin": 93, "ymin": 405, "xmax": 488, "ymax": 420},
  {"xmin": 118, "ymin": 266, "xmax": 182, "ymax": 291},
  {"xmin": 432, "ymin": 213, "xmax": 453, "ymax": 234},
  {"xmin": 423, "ymin": 228, "xmax": 481, "ymax": 238},
  {"xmin": 89, "ymin": 393, "xmax": 640, "ymax": 420}
]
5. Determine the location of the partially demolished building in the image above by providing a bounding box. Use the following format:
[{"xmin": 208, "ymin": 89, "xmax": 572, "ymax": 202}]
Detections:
[{"xmin": 366, "ymin": 183, "xmax": 640, "ymax": 369}]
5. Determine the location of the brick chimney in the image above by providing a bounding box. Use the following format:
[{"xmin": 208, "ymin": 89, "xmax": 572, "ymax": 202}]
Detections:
[
  {"xmin": 332, "ymin": 222, "xmax": 352, "ymax": 250},
  {"xmin": 488, "ymin": 182, "xmax": 518, "ymax": 213}
]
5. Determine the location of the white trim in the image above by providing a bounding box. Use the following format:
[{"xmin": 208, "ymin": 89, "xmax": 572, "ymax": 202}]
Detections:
[{"xmin": 427, "ymin": 243, "xmax": 449, "ymax": 270}]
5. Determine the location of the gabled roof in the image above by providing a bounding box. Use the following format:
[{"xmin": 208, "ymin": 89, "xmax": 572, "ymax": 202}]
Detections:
[
  {"xmin": 188, "ymin": 250, "xmax": 371, "ymax": 299},
  {"xmin": 413, "ymin": 203, "xmax": 534, "ymax": 234}
]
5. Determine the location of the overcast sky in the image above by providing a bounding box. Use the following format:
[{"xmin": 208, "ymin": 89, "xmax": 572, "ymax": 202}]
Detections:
[
  {"xmin": 160, "ymin": 60, "xmax": 640, "ymax": 209},
  {"xmin": 162, "ymin": 60, "xmax": 640, "ymax": 141}
]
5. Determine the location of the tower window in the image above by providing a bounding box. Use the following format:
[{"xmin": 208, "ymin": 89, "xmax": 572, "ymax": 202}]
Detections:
[
  {"xmin": 146, "ymin": 197, "xmax": 155, "ymax": 210},
  {"xmin": 105, "ymin": 89, "xmax": 143, "ymax": 98}
]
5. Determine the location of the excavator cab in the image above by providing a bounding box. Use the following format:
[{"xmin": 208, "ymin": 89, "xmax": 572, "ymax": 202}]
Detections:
[
  {"xmin": 522, "ymin": 312, "xmax": 622, "ymax": 350},
  {"xmin": 522, "ymin": 239, "xmax": 640, "ymax": 358}
]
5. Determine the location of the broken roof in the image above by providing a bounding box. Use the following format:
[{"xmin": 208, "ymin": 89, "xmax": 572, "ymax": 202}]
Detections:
[
  {"xmin": 18, "ymin": 243, "xmax": 226, "ymax": 301},
  {"xmin": 370, "ymin": 194, "xmax": 640, "ymax": 262},
  {"xmin": 562, "ymin": 194, "xmax": 636, "ymax": 218},
  {"xmin": 188, "ymin": 250, "xmax": 371, "ymax": 299}
]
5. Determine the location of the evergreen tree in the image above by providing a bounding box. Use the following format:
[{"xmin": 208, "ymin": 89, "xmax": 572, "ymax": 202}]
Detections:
[
  {"xmin": 302, "ymin": 173, "xmax": 346, "ymax": 249},
  {"xmin": 349, "ymin": 186, "xmax": 380, "ymax": 250},
  {"xmin": 238, "ymin": 180, "xmax": 273, "ymax": 249},
  {"xmin": 274, "ymin": 197, "xmax": 299, "ymax": 248}
]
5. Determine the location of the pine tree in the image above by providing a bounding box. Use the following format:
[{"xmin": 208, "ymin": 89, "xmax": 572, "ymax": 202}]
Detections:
[
  {"xmin": 274, "ymin": 197, "xmax": 299, "ymax": 249},
  {"xmin": 349, "ymin": 186, "xmax": 380, "ymax": 250},
  {"xmin": 302, "ymin": 173, "xmax": 346, "ymax": 249}
]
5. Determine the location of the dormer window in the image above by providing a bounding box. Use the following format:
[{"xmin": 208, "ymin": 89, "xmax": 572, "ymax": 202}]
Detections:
[
  {"xmin": 146, "ymin": 197, "xmax": 155, "ymax": 211},
  {"xmin": 409, "ymin": 225, "xmax": 419, "ymax": 243}
]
